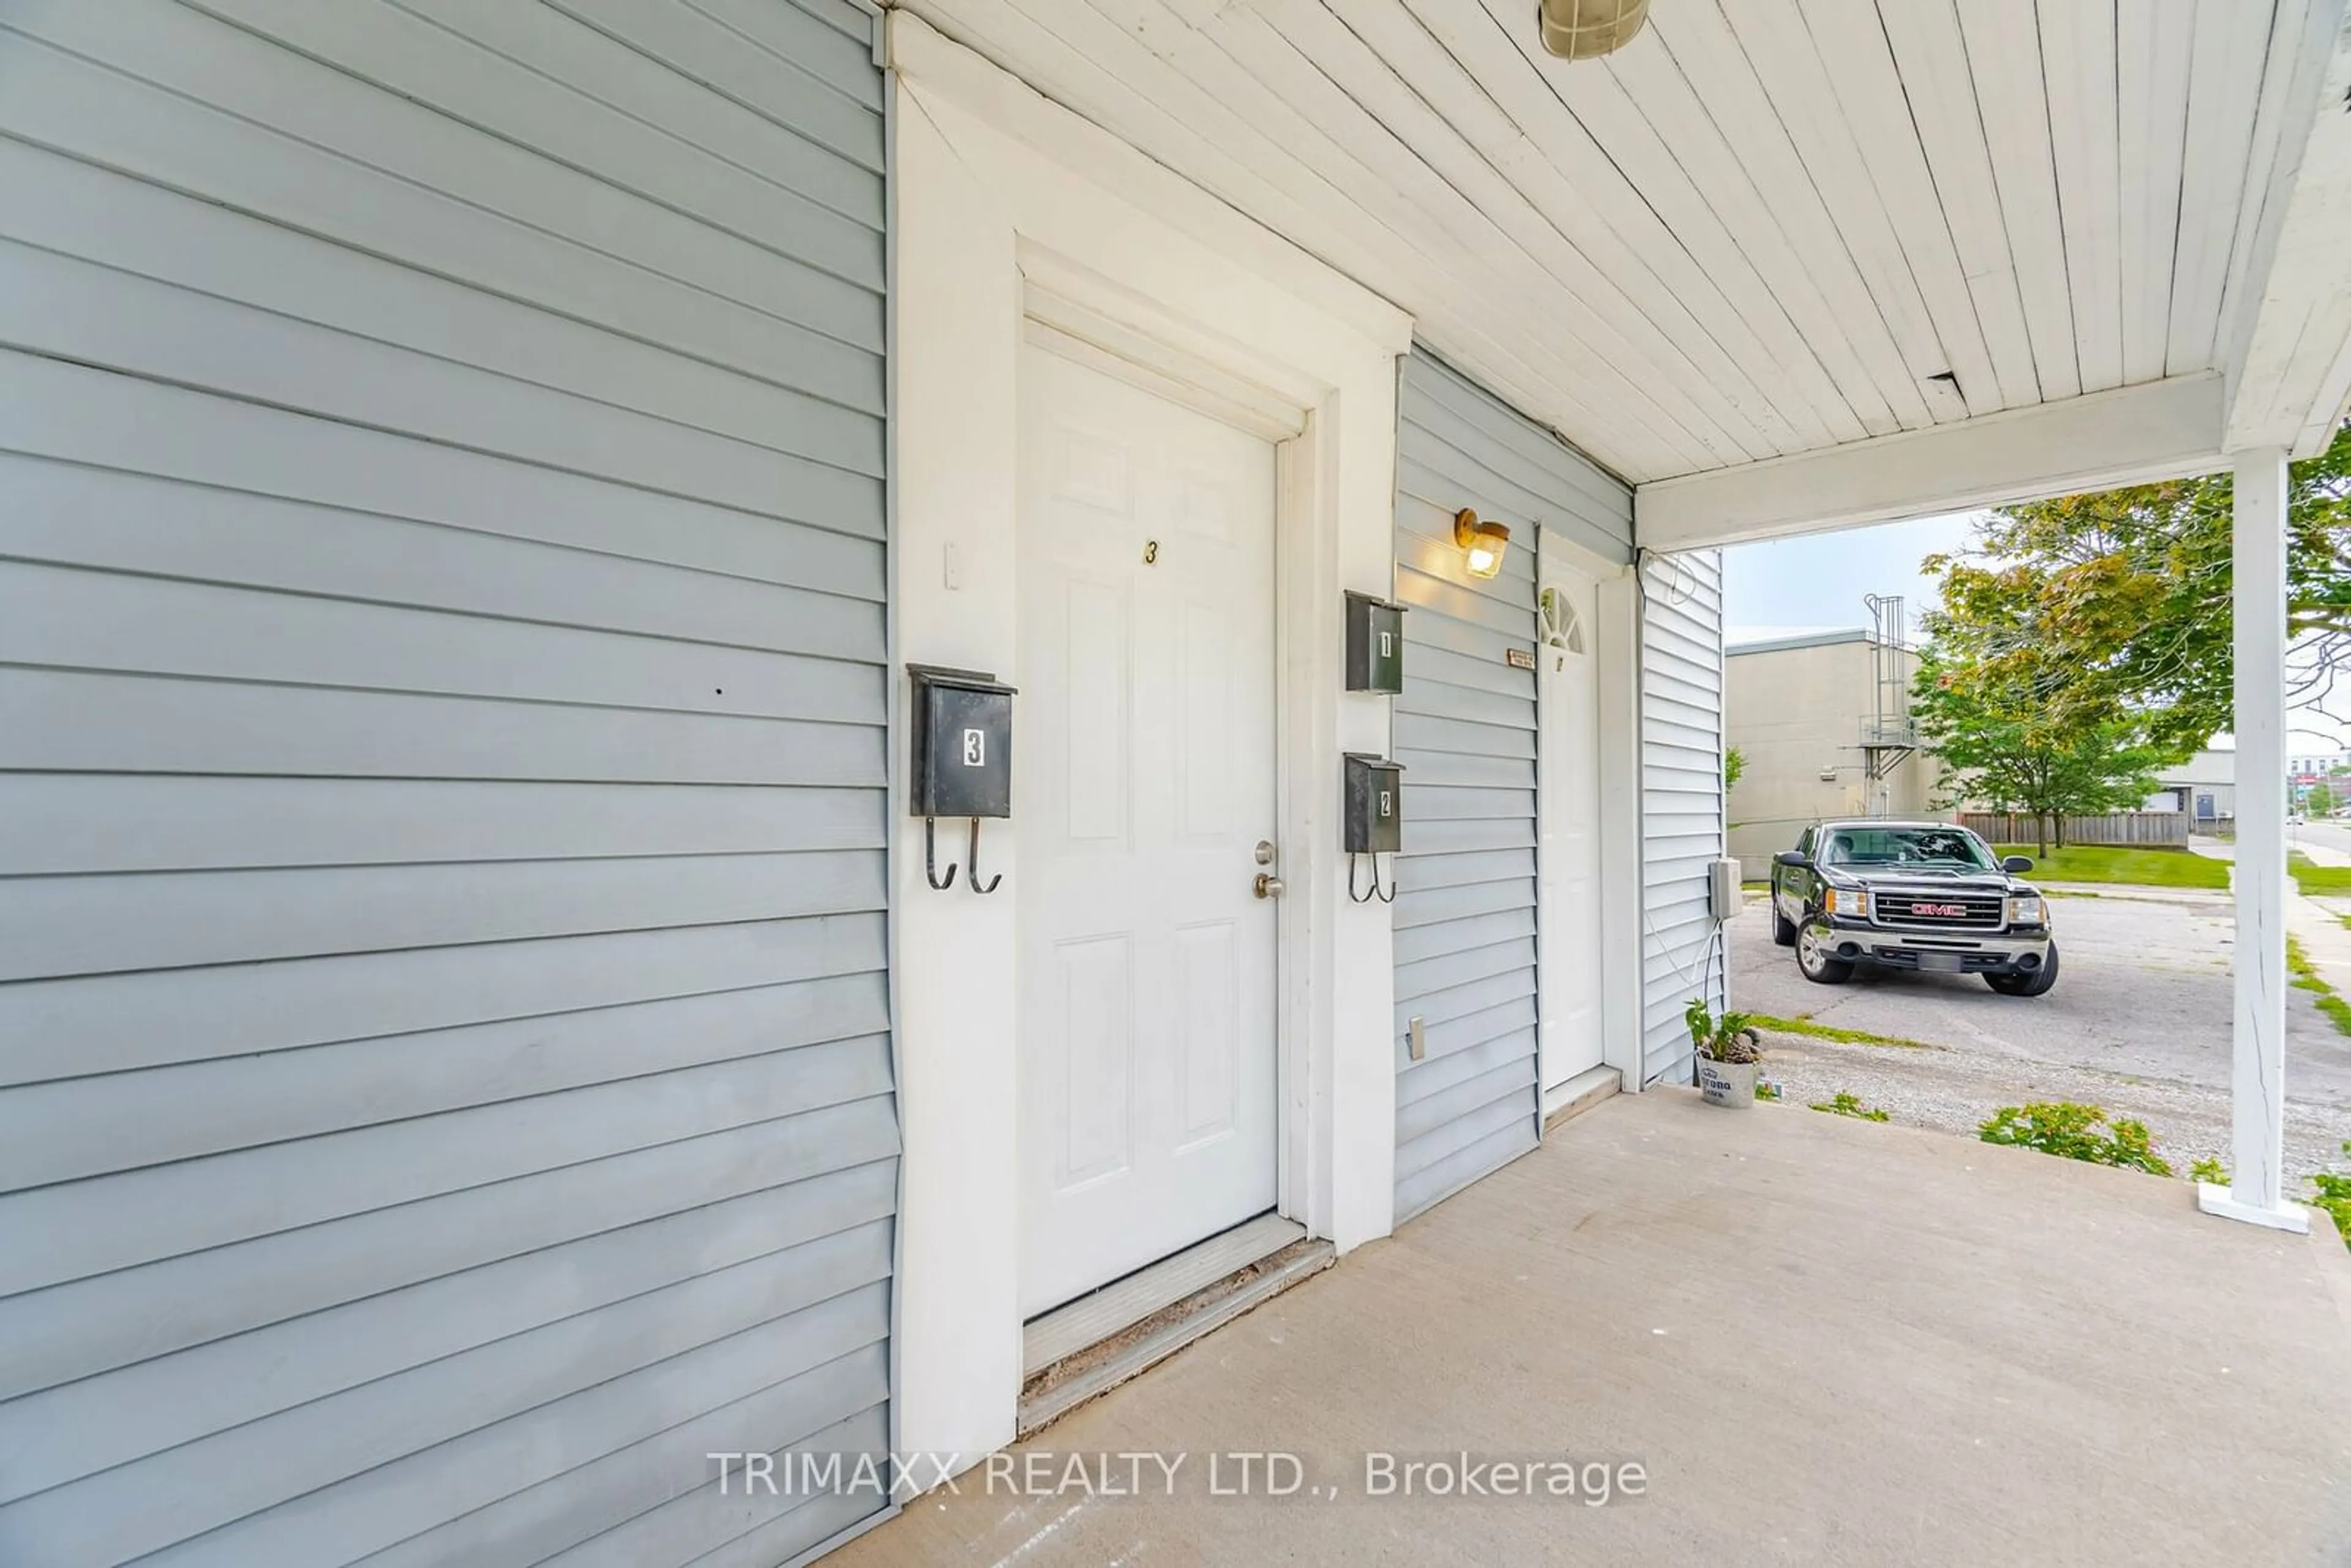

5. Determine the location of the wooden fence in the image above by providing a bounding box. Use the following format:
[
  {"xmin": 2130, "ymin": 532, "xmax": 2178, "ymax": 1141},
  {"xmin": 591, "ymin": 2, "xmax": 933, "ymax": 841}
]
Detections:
[{"xmin": 1958, "ymin": 811, "xmax": 2191, "ymax": 849}]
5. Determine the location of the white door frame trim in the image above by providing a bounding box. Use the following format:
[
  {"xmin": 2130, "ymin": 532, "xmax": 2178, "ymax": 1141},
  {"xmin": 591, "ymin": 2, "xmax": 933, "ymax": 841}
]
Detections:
[
  {"xmin": 888, "ymin": 13, "xmax": 1409, "ymax": 1475},
  {"xmin": 1593, "ymin": 566, "xmax": 1646, "ymax": 1093}
]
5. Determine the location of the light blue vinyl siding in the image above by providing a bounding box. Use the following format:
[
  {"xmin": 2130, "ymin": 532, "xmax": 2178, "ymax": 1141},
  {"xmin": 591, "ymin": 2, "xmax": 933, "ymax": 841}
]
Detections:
[
  {"xmin": 0, "ymin": 1, "xmax": 895, "ymax": 1564},
  {"xmin": 1638, "ymin": 550, "xmax": 1730, "ymax": 1086},
  {"xmin": 1390, "ymin": 352, "xmax": 1632, "ymax": 1223}
]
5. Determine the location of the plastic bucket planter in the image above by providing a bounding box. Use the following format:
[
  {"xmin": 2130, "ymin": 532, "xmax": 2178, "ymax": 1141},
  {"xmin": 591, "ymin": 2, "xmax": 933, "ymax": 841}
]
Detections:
[{"xmin": 1697, "ymin": 1057, "xmax": 1758, "ymax": 1108}]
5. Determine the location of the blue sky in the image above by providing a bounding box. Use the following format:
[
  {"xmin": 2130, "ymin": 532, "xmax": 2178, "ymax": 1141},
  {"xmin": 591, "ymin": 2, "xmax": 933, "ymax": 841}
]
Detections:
[{"xmin": 1721, "ymin": 511, "xmax": 1983, "ymax": 647}]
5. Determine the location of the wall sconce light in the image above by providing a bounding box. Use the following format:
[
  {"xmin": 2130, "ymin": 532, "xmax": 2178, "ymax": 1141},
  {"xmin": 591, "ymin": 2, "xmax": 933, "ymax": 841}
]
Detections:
[
  {"xmin": 1453, "ymin": 508, "xmax": 1511, "ymax": 580},
  {"xmin": 1539, "ymin": 0, "xmax": 1652, "ymax": 60}
]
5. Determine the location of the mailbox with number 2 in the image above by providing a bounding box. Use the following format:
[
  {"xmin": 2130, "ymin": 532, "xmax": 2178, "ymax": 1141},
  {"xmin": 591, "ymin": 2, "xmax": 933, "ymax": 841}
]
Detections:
[{"xmin": 1343, "ymin": 751, "xmax": 1404, "ymax": 902}]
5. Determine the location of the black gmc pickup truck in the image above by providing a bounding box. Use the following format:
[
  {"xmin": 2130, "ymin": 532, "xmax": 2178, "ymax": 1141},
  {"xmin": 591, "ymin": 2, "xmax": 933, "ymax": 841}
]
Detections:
[{"xmin": 1768, "ymin": 820, "xmax": 2057, "ymax": 996}]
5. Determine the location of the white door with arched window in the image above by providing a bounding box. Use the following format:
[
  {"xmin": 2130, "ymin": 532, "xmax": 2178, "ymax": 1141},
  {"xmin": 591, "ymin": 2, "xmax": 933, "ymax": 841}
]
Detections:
[{"xmin": 1536, "ymin": 532, "xmax": 1607, "ymax": 1092}]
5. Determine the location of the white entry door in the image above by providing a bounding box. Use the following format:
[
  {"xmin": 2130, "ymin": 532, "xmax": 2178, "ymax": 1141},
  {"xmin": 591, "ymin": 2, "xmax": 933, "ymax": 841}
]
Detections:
[
  {"xmin": 1016, "ymin": 340, "xmax": 1280, "ymax": 1316},
  {"xmin": 1537, "ymin": 541, "xmax": 1606, "ymax": 1090}
]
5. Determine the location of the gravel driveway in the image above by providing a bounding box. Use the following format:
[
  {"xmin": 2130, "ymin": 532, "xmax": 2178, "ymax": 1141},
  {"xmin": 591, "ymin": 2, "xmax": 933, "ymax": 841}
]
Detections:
[{"xmin": 1730, "ymin": 889, "xmax": 2351, "ymax": 1184}]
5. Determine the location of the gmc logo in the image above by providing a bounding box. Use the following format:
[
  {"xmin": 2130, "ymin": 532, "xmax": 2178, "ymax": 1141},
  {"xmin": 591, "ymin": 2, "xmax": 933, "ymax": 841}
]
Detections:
[{"xmin": 1910, "ymin": 902, "xmax": 1965, "ymax": 917}]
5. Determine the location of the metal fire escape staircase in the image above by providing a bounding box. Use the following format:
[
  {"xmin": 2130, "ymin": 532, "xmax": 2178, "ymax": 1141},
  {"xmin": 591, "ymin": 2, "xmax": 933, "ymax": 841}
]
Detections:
[{"xmin": 1860, "ymin": 593, "xmax": 1916, "ymax": 811}]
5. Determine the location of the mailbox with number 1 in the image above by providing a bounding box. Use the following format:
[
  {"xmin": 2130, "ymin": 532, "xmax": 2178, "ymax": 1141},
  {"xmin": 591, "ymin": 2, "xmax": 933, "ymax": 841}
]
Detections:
[{"xmin": 1343, "ymin": 591, "xmax": 1407, "ymax": 694}]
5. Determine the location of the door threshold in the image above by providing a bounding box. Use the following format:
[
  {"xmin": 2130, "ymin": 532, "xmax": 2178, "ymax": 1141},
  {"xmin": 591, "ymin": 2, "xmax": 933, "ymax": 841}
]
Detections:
[
  {"xmin": 1018, "ymin": 1230, "xmax": 1333, "ymax": 1438},
  {"xmin": 1023, "ymin": 1212, "xmax": 1305, "ymax": 1376},
  {"xmin": 1542, "ymin": 1063, "xmax": 1621, "ymax": 1131}
]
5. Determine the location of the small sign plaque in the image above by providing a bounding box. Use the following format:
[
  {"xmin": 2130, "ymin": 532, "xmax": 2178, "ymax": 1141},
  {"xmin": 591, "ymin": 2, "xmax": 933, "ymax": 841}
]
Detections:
[{"xmin": 1504, "ymin": 647, "xmax": 1536, "ymax": 670}]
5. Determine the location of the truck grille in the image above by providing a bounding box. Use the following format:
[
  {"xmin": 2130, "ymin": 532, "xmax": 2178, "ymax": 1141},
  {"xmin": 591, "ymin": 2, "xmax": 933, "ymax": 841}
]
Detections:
[{"xmin": 1873, "ymin": 894, "xmax": 2004, "ymax": 932}]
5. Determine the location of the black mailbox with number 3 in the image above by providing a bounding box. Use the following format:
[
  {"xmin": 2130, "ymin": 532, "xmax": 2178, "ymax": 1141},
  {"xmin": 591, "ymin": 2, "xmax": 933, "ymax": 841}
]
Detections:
[{"xmin": 909, "ymin": 664, "xmax": 1016, "ymax": 820}]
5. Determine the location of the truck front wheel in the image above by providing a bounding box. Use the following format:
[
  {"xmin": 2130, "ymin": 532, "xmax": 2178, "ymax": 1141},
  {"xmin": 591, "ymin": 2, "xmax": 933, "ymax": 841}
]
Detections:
[
  {"xmin": 1796, "ymin": 921, "xmax": 1853, "ymax": 985},
  {"xmin": 1985, "ymin": 943, "xmax": 2060, "ymax": 997}
]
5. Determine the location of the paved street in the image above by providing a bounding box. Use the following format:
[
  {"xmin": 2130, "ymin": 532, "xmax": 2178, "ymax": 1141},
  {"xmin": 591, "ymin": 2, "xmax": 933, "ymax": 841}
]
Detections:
[
  {"xmin": 1730, "ymin": 887, "xmax": 2351, "ymax": 1181},
  {"xmin": 2290, "ymin": 816, "xmax": 2351, "ymax": 865},
  {"xmin": 2208, "ymin": 819, "xmax": 2351, "ymax": 866}
]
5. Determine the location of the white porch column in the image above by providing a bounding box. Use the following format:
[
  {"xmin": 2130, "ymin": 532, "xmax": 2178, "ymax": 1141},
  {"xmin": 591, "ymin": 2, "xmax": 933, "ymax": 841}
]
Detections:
[{"xmin": 2200, "ymin": 448, "xmax": 2309, "ymax": 1231}]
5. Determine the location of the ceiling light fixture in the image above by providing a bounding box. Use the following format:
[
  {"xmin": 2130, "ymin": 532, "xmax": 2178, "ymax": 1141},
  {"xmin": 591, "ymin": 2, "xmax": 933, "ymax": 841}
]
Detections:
[
  {"xmin": 1538, "ymin": 0, "xmax": 1652, "ymax": 61},
  {"xmin": 1453, "ymin": 508, "xmax": 1511, "ymax": 579}
]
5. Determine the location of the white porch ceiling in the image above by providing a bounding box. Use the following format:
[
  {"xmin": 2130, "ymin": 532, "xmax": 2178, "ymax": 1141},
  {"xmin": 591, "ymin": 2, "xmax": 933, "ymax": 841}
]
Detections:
[{"xmin": 893, "ymin": 0, "xmax": 2351, "ymax": 492}]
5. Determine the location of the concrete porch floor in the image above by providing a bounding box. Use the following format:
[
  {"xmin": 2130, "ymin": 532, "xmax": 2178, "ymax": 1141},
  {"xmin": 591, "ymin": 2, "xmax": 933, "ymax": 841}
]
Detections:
[{"xmin": 838, "ymin": 1090, "xmax": 2351, "ymax": 1567}]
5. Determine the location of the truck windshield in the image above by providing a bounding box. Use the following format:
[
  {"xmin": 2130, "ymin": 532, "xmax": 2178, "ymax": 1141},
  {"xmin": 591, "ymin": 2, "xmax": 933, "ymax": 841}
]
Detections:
[{"xmin": 1818, "ymin": 826, "xmax": 1995, "ymax": 870}]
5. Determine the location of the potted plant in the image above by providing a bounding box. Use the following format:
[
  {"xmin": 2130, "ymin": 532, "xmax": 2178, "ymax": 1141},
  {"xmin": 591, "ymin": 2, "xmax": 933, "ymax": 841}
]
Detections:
[{"xmin": 1685, "ymin": 997, "xmax": 1764, "ymax": 1108}]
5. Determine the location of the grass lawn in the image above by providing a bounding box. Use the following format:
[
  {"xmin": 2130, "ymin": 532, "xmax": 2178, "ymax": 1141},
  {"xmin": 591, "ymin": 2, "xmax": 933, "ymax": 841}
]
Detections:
[
  {"xmin": 2286, "ymin": 934, "xmax": 2351, "ymax": 1038},
  {"xmin": 2290, "ymin": 851, "xmax": 2351, "ymax": 896},
  {"xmin": 1747, "ymin": 1013, "xmax": 1932, "ymax": 1049},
  {"xmin": 1992, "ymin": 844, "xmax": 2230, "ymax": 890}
]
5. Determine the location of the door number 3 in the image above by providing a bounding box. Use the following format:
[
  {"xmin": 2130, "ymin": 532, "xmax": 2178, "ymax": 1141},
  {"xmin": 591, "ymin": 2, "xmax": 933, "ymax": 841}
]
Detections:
[{"xmin": 962, "ymin": 729, "xmax": 986, "ymax": 767}]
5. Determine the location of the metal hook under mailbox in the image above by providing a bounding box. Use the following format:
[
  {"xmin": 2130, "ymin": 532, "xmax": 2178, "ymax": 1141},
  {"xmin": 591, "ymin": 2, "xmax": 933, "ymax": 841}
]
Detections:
[
  {"xmin": 923, "ymin": 817, "xmax": 958, "ymax": 891},
  {"xmin": 966, "ymin": 817, "xmax": 1002, "ymax": 895},
  {"xmin": 1348, "ymin": 852, "xmax": 1398, "ymax": 905}
]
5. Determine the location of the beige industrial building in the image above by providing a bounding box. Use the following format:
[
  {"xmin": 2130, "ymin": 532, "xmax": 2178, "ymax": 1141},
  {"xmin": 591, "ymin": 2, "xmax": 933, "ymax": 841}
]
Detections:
[
  {"xmin": 1725, "ymin": 629, "xmax": 1944, "ymax": 877},
  {"xmin": 2147, "ymin": 748, "xmax": 2238, "ymax": 826}
]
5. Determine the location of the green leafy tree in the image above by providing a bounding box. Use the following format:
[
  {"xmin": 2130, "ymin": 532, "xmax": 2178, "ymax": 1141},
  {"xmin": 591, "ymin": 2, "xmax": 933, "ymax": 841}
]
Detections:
[
  {"xmin": 1723, "ymin": 746, "xmax": 1745, "ymax": 793},
  {"xmin": 1911, "ymin": 641, "xmax": 2172, "ymax": 857},
  {"xmin": 1921, "ymin": 424, "xmax": 2351, "ymax": 756}
]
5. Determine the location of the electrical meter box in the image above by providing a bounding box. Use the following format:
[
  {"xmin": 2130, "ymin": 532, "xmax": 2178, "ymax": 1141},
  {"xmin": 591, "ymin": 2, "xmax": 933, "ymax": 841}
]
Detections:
[
  {"xmin": 1344, "ymin": 591, "xmax": 1407, "ymax": 694},
  {"xmin": 908, "ymin": 664, "xmax": 1016, "ymax": 820},
  {"xmin": 1708, "ymin": 856, "xmax": 1742, "ymax": 922},
  {"xmin": 1342, "ymin": 752, "xmax": 1405, "ymax": 854}
]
